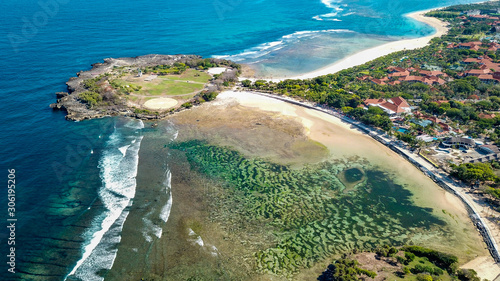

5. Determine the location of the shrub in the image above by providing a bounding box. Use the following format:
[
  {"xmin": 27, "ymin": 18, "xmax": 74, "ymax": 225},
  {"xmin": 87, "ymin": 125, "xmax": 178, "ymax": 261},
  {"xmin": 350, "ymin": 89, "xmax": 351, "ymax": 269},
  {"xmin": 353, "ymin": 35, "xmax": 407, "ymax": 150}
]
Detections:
[
  {"xmin": 182, "ymin": 102, "xmax": 193, "ymax": 108},
  {"xmin": 457, "ymin": 269, "xmax": 480, "ymax": 281},
  {"xmin": 79, "ymin": 91, "xmax": 102, "ymax": 108},
  {"xmin": 416, "ymin": 273, "xmax": 433, "ymax": 281},
  {"xmin": 404, "ymin": 251, "xmax": 416, "ymax": 264},
  {"xmin": 242, "ymin": 79, "xmax": 252, "ymax": 87},
  {"xmin": 403, "ymin": 246, "xmax": 458, "ymax": 272},
  {"xmin": 202, "ymin": 91, "xmax": 218, "ymax": 101}
]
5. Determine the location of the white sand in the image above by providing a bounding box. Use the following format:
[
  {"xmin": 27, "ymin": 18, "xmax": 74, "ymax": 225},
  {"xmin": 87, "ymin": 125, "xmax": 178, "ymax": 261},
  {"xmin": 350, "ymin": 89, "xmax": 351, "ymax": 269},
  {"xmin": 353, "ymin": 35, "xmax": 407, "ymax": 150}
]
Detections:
[
  {"xmin": 207, "ymin": 67, "xmax": 227, "ymax": 75},
  {"xmin": 143, "ymin": 98, "xmax": 178, "ymax": 110},
  {"xmin": 461, "ymin": 256, "xmax": 500, "ymax": 281}
]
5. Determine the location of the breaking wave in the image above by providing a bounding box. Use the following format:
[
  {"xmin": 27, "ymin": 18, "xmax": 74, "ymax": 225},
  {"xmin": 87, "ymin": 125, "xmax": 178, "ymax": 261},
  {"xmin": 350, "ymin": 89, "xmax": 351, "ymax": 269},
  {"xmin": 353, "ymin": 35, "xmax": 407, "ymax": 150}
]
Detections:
[{"xmin": 66, "ymin": 118, "xmax": 144, "ymax": 281}]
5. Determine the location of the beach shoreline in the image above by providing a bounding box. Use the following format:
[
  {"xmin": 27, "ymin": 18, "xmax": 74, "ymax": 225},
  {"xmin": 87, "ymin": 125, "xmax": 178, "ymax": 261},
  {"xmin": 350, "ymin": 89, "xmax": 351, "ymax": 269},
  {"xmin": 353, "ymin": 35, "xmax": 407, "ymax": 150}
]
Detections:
[
  {"xmin": 215, "ymin": 89, "xmax": 500, "ymax": 280},
  {"xmin": 241, "ymin": 8, "xmax": 449, "ymax": 81}
]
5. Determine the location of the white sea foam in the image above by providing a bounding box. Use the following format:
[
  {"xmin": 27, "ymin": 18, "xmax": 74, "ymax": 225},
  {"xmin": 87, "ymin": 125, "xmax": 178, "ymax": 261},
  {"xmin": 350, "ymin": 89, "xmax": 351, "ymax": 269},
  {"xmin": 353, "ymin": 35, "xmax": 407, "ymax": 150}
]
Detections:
[
  {"xmin": 65, "ymin": 119, "xmax": 144, "ymax": 281},
  {"xmin": 118, "ymin": 145, "xmax": 130, "ymax": 157},
  {"xmin": 187, "ymin": 229, "xmax": 219, "ymax": 256},
  {"xmin": 321, "ymin": 0, "xmax": 341, "ymax": 9},
  {"xmin": 214, "ymin": 29, "xmax": 353, "ymax": 62},
  {"xmin": 313, "ymin": 0, "xmax": 344, "ymax": 21},
  {"xmin": 140, "ymin": 123, "xmax": 176, "ymax": 243},
  {"xmin": 159, "ymin": 169, "xmax": 172, "ymax": 222},
  {"xmin": 141, "ymin": 167, "xmax": 173, "ymax": 242},
  {"xmin": 210, "ymin": 245, "xmax": 219, "ymax": 257},
  {"xmin": 142, "ymin": 217, "xmax": 163, "ymax": 241},
  {"xmin": 68, "ymin": 201, "xmax": 132, "ymax": 281},
  {"xmin": 188, "ymin": 228, "xmax": 204, "ymax": 247}
]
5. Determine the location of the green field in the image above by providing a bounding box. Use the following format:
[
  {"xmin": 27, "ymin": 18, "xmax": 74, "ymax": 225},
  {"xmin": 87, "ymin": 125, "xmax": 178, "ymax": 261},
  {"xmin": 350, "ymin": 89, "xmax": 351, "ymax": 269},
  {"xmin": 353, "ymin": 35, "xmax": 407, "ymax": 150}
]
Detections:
[
  {"xmin": 114, "ymin": 69, "xmax": 211, "ymax": 97},
  {"xmin": 163, "ymin": 69, "xmax": 212, "ymax": 83}
]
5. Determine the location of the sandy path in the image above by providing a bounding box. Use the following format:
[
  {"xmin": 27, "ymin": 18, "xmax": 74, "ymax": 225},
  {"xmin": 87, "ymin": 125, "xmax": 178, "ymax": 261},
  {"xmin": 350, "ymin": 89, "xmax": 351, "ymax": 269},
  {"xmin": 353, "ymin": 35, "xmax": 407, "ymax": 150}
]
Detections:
[{"xmin": 143, "ymin": 97, "xmax": 178, "ymax": 110}]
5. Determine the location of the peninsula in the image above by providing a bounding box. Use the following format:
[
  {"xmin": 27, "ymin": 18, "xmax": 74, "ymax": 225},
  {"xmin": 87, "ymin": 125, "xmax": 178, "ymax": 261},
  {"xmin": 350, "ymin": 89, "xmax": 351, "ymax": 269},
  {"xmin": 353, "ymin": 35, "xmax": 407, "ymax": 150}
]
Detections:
[{"xmin": 50, "ymin": 54, "xmax": 240, "ymax": 121}]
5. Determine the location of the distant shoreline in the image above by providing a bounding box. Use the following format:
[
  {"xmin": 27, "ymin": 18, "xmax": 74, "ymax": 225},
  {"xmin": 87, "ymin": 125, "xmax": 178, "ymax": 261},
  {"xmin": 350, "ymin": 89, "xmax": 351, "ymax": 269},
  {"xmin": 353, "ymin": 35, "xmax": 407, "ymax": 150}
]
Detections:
[
  {"xmin": 242, "ymin": 8, "xmax": 450, "ymax": 81},
  {"xmin": 292, "ymin": 9, "xmax": 449, "ymax": 79}
]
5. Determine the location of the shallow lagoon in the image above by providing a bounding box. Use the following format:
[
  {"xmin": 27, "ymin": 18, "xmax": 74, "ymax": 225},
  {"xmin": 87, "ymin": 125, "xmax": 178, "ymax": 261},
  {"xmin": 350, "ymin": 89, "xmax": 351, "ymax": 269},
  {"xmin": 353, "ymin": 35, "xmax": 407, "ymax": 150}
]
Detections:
[{"xmin": 108, "ymin": 100, "xmax": 487, "ymax": 280}]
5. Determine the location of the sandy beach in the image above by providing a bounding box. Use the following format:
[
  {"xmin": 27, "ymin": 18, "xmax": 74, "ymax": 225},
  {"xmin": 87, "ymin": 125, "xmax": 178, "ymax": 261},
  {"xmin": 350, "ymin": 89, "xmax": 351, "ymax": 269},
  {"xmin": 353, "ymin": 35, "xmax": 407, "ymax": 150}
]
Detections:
[
  {"xmin": 241, "ymin": 9, "xmax": 449, "ymax": 82},
  {"xmin": 291, "ymin": 10, "xmax": 448, "ymax": 80}
]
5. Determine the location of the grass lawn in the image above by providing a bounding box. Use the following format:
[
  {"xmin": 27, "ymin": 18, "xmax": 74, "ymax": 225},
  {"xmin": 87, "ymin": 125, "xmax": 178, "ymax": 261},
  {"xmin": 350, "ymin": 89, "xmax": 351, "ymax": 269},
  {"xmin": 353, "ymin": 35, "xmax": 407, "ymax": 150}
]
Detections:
[
  {"xmin": 114, "ymin": 74, "xmax": 205, "ymax": 97},
  {"xmin": 142, "ymin": 79, "xmax": 204, "ymax": 96},
  {"xmin": 163, "ymin": 69, "xmax": 212, "ymax": 83}
]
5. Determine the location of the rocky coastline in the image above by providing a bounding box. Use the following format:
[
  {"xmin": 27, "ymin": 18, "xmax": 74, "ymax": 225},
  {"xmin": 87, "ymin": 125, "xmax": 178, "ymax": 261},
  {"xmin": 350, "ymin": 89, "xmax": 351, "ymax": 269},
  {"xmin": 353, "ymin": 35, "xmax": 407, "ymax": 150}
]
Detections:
[{"xmin": 50, "ymin": 54, "xmax": 239, "ymax": 121}]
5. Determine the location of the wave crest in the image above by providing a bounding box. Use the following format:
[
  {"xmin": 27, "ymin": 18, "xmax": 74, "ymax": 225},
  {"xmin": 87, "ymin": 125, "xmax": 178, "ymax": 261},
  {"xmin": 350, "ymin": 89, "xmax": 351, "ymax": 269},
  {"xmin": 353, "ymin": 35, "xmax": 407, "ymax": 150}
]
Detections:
[{"xmin": 214, "ymin": 29, "xmax": 354, "ymax": 62}]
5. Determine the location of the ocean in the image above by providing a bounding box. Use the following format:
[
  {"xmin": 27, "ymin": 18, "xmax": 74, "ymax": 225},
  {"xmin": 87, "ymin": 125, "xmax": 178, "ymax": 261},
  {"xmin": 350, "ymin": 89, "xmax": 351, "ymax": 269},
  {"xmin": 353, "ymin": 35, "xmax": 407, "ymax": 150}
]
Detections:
[{"xmin": 0, "ymin": 0, "xmax": 488, "ymax": 279}]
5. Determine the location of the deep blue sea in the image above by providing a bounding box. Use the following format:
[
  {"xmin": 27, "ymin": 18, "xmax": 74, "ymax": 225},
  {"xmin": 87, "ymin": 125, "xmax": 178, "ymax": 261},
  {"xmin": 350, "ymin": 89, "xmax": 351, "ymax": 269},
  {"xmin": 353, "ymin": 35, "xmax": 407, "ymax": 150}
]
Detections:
[{"xmin": 0, "ymin": 0, "xmax": 487, "ymax": 279}]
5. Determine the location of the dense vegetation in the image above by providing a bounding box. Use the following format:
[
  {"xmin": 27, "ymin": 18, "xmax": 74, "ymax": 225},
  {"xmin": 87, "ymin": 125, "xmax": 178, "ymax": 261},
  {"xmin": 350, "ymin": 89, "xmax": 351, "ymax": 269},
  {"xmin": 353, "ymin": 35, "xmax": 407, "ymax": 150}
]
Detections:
[
  {"xmin": 316, "ymin": 246, "xmax": 481, "ymax": 281},
  {"xmin": 450, "ymin": 161, "xmax": 500, "ymax": 183},
  {"xmin": 78, "ymin": 91, "xmax": 102, "ymax": 108},
  {"xmin": 402, "ymin": 245, "xmax": 458, "ymax": 272}
]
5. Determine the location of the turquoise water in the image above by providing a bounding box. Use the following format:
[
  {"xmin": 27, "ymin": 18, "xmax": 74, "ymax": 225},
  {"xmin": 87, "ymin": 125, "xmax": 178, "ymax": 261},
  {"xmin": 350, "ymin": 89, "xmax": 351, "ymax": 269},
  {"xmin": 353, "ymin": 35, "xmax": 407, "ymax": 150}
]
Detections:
[{"xmin": 0, "ymin": 0, "xmax": 487, "ymax": 279}]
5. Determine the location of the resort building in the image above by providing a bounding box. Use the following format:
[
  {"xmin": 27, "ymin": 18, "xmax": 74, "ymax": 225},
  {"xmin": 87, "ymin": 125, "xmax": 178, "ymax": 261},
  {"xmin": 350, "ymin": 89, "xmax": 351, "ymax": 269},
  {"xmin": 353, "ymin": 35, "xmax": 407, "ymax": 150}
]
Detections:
[
  {"xmin": 441, "ymin": 137, "xmax": 475, "ymax": 149},
  {"xmin": 364, "ymin": 97, "xmax": 411, "ymax": 115},
  {"xmin": 479, "ymin": 144, "xmax": 500, "ymax": 154}
]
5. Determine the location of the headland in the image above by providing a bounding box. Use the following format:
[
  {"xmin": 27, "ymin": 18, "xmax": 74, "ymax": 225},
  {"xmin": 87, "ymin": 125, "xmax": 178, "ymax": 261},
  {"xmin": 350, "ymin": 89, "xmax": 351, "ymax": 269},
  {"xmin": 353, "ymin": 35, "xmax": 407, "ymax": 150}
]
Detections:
[{"xmin": 50, "ymin": 54, "xmax": 240, "ymax": 121}]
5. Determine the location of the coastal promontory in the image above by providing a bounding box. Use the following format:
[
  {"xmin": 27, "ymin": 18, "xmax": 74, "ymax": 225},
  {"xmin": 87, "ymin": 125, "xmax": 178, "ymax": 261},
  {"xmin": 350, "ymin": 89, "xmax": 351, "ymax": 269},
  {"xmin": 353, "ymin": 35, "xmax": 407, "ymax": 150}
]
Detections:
[{"xmin": 50, "ymin": 54, "xmax": 240, "ymax": 121}]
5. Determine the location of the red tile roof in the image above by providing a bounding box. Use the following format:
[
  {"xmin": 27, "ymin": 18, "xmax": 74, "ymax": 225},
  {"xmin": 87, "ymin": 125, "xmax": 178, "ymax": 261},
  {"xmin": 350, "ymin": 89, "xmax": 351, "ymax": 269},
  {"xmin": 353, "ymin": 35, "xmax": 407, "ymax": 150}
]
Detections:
[
  {"xmin": 478, "ymin": 113, "xmax": 496, "ymax": 119},
  {"xmin": 364, "ymin": 97, "xmax": 410, "ymax": 114},
  {"xmin": 389, "ymin": 96, "xmax": 410, "ymax": 108},
  {"xmin": 364, "ymin": 98, "xmax": 385, "ymax": 105},
  {"xmin": 465, "ymin": 69, "xmax": 491, "ymax": 76}
]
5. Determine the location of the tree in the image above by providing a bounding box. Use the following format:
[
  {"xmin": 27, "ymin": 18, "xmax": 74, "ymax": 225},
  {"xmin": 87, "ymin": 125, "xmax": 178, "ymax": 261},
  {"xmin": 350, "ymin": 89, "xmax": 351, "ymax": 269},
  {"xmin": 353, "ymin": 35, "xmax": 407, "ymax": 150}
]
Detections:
[
  {"xmin": 450, "ymin": 162, "xmax": 499, "ymax": 183},
  {"xmin": 78, "ymin": 91, "xmax": 102, "ymax": 108},
  {"xmin": 241, "ymin": 79, "xmax": 252, "ymax": 87},
  {"xmin": 456, "ymin": 269, "xmax": 480, "ymax": 281}
]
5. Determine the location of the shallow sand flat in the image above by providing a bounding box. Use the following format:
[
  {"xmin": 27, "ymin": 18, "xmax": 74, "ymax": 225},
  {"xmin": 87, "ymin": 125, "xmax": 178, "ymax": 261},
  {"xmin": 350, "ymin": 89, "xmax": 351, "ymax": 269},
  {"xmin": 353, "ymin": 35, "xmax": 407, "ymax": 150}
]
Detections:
[
  {"xmin": 461, "ymin": 256, "xmax": 500, "ymax": 281},
  {"xmin": 110, "ymin": 90, "xmax": 497, "ymax": 280},
  {"xmin": 214, "ymin": 90, "xmax": 497, "ymax": 276}
]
